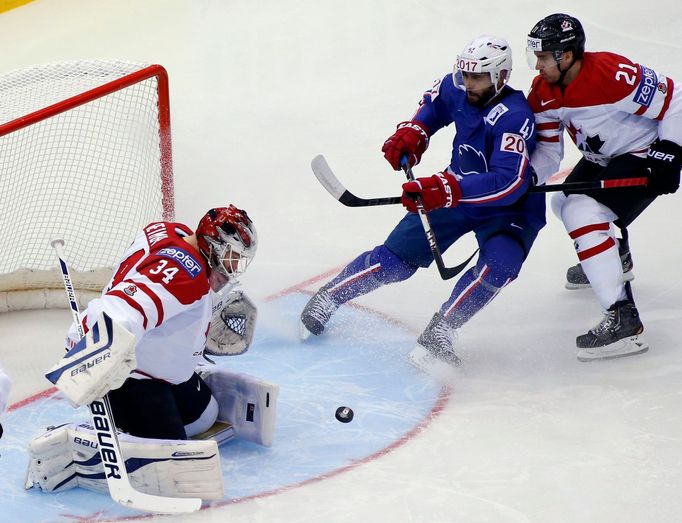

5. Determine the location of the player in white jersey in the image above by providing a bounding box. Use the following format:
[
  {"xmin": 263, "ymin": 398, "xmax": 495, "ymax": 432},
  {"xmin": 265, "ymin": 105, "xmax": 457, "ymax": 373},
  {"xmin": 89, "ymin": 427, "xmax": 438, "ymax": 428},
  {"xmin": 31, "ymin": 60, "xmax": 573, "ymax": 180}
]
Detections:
[
  {"xmin": 25, "ymin": 205, "xmax": 282, "ymax": 500},
  {"xmin": 0, "ymin": 361, "xmax": 11, "ymax": 439},
  {"xmin": 526, "ymin": 14, "xmax": 682, "ymax": 361},
  {"xmin": 63, "ymin": 205, "xmax": 258, "ymax": 439}
]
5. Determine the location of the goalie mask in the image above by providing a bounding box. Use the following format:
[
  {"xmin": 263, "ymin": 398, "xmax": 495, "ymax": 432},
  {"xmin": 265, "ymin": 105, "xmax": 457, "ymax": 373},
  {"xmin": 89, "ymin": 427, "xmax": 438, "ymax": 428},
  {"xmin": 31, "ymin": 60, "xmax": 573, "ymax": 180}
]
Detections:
[
  {"xmin": 453, "ymin": 35, "xmax": 512, "ymax": 105},
  {"xmin": 197, "ymin": 206, "xmax": 257, "ymax": 291}
]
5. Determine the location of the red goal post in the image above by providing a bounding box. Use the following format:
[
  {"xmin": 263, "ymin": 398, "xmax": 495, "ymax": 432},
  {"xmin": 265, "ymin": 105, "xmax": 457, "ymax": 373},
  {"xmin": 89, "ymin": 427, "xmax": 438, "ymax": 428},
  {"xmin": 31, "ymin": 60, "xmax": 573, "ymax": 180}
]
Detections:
[{"xmin": 0, "ymin": 60, "xmax": 174, "ymax": 312}]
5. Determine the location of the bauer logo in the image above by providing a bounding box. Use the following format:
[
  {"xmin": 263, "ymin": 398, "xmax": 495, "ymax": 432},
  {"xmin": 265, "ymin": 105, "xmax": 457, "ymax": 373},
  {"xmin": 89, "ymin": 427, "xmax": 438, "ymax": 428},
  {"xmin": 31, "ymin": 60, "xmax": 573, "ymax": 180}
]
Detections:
[
  {"xmin": 633, "ymin": 66, "xmax": 657, "ymax": 108},
  {"xmin": 527, "ymin": 37, "xmax": 542, "ymax": 51},
  {"xmin": 157, "ymin": 247, "xmax": 202, "ymax": 278},
  {"xmin": 70, "ymin": 352, "xmax": 111, "ymax": 377},
  {"xmin": 89, "ymin": 400, "xmax": 122, "ymax": 479}
]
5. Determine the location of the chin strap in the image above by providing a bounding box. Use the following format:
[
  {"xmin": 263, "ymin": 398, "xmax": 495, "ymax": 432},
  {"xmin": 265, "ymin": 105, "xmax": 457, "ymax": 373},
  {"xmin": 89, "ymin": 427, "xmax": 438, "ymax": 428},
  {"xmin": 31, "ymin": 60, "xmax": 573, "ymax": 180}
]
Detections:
[{"xmin": 555, "ymin": 53, "xmax": 579, "ymax": 85}]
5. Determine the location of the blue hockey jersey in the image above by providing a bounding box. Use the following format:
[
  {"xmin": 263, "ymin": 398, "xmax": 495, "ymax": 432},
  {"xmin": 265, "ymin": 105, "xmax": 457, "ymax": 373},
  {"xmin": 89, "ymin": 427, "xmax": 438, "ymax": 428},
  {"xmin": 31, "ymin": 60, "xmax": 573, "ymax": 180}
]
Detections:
[{"xmin": 413, "ymin": 74, "xmax": 545, "ymax": 226}]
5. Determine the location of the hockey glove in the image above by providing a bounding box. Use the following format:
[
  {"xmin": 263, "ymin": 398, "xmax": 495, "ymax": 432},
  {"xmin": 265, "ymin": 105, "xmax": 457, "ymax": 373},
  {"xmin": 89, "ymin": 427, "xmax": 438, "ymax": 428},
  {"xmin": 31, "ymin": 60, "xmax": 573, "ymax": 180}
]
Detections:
[
  {"xmin": 646, "ymin": 139, "xmax": 681, "ymax": 195},
  {"xmin": 401, "ymin": 171, "xmax": 462, "ymax": 213},
  {"xmin": 382, "ymin": 121, "xmax": 429, "ymax": 171}
]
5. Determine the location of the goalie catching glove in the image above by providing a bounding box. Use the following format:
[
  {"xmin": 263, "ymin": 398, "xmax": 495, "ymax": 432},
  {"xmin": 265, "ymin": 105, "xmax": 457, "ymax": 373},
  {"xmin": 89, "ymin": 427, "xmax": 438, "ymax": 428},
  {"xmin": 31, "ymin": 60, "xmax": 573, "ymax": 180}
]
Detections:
[
  {"xmin": 45, "ymin": 312, "xmax": 137, "ymax": 406},
  {"xmin": 401, "ymin": 170, "xmax": 462, "ymax": 212},
  {"xmin": 206, "ymin": 291, "xmax": 257, "ymax": 356}
]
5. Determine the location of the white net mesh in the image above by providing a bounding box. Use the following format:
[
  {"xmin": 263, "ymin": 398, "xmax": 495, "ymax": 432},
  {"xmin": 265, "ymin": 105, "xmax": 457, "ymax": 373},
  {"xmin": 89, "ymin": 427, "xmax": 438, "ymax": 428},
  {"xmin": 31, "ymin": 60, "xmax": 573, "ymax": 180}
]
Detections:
[{"xmin": 0, "ymin": 60, "xmax": 173, "ymax": 307}]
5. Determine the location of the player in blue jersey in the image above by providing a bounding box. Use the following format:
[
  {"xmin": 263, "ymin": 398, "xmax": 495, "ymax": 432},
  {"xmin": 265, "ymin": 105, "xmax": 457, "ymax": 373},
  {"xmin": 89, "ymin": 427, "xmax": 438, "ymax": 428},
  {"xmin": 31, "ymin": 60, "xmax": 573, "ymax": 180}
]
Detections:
[{"xmin": 300, "ymin": 35, "xmax": 546, "ymax": 378}]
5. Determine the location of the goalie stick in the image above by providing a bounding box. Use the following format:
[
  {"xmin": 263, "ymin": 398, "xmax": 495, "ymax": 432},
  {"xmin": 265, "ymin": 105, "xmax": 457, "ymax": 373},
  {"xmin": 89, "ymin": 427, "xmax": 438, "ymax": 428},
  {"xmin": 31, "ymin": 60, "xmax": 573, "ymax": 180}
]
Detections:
[
  {"xmin": 50, "ymin": 239, "xmax": 202, "ymax": 515},
  {"xmin": 311, "ymin": 154, "xmax": 649, "ymax": 207}
]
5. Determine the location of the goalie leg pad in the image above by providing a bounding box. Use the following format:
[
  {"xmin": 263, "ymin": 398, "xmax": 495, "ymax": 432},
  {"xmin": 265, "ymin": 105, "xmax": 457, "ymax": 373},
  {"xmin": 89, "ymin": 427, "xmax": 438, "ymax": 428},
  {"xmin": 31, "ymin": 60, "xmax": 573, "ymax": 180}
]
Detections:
[
  {"xmin": 45, "ymin": 312, "xmax": 137, "ymax": 406},
  {"xmin": 199, "ymin": 367, "xmax": 279, "ymax": 447},
  {"xmin": 25, "ymin": 423, "xmax": 224, "ymax": 500}
]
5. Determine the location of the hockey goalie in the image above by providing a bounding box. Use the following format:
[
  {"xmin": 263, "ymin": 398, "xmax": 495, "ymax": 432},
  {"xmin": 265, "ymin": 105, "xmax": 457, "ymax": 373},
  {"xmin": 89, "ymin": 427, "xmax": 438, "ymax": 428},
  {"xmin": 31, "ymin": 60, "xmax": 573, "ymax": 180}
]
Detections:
[{"xmin": 25, "ymin": 206, "xmax": 278, "ymax": 501}]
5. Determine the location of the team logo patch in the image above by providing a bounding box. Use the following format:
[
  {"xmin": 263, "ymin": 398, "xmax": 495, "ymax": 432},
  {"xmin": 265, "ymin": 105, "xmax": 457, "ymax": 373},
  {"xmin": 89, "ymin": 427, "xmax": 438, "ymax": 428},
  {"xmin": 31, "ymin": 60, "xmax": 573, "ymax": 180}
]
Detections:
[
  {"xmin": 157, "ymin": 247, "xmax": 203, "ymax": 278},
  {"xmin": 124, "ymin": 284, "xmax": 137, "ymax": 296},
  {"xmin": 657, "ymin": 80, "xmax": 668, "ymax": 94},
  {"xmin": 561, "ymin": 20, "xmax": 573, "ymax": 31},
  {"xmin": 458, "ymin": 144, "xmax": 488, "ymax": 175},
  {"xmin": 633, "ymin": 65, "xmax": 657, "ymax": 108},
  {"xmin": 485, "ymin": 103, "xmax": 509, "ymax": 126}
]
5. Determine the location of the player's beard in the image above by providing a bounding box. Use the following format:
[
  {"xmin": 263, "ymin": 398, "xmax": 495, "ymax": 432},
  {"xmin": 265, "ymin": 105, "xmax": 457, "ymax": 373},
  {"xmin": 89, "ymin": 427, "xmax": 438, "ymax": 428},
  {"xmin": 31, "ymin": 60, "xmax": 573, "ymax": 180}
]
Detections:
[{"xmin": 466, "ymin": 84, "xmax": 496, "ymax": 107}]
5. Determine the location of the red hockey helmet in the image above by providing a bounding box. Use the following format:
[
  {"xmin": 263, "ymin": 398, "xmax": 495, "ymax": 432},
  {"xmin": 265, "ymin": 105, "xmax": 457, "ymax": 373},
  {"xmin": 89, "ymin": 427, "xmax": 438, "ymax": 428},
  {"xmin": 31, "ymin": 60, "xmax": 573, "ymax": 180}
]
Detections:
[{"xmin": 196, "ymin": 206, "xmax": 257, "ymax": 287}]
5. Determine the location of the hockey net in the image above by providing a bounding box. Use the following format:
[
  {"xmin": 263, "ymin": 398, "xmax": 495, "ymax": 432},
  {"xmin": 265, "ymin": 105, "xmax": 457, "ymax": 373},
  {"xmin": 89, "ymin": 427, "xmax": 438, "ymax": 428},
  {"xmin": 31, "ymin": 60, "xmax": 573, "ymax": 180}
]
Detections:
[{"xmin": 0, "ymin": 60, "xmax": 174, "ymax": 312}]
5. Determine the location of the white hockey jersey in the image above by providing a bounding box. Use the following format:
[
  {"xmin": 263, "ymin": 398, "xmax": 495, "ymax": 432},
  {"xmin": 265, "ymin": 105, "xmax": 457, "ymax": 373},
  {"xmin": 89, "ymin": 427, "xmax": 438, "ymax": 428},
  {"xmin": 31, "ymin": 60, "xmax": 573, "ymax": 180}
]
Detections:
[
  {"xmin": 66, "ymin": 222, "xmax": 212, "ymax": 384},
  {"xmin": 528, "ymin": 51, "xmax": 682, "ymax": 182}
]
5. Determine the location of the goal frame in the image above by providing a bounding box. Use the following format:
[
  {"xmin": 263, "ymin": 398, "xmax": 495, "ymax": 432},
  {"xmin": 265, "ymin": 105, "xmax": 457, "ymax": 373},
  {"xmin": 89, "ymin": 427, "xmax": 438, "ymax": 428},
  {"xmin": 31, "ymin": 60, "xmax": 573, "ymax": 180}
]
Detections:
[
  {"xmin": 0, "ymin": 64, "xmax": 174, "ymax": 220},
  {"xmin": 0, "ymin": 63, "xmax": 175, "ymax": 312}
]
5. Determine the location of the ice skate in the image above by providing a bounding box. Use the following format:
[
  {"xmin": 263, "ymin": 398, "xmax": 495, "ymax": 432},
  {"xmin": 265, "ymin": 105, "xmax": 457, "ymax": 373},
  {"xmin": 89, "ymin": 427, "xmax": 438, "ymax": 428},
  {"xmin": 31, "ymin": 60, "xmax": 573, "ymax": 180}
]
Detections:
[
  {"xmin": 408, "ymin": 312, "xmax": 461, "ymax": 380},
  {"xmin": 299, "ymin": 288, "xmax": 340, "ymax": 340},
  {"xmin": 566, "ymin": 239, "xmax": 634, "ymax": 290},
  {"xmin": 576, "ymin": 300, "xmax": 648, "ymax": 361}
]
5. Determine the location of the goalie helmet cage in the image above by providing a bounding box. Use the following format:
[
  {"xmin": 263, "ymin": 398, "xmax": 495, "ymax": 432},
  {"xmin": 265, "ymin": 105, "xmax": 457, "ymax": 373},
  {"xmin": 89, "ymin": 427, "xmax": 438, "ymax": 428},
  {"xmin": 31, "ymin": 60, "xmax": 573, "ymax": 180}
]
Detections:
[{"xmin": 0, "ymin": 60, "xmax": 174, "ymax": 312}]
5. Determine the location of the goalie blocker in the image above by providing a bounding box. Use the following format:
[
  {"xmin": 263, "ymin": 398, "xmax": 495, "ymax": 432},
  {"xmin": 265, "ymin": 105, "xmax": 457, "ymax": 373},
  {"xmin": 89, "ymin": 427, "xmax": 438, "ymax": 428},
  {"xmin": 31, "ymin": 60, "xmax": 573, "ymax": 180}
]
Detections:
[{"xmin": 45, "ymin": 311, "xmax": 137, "ymax": 406}]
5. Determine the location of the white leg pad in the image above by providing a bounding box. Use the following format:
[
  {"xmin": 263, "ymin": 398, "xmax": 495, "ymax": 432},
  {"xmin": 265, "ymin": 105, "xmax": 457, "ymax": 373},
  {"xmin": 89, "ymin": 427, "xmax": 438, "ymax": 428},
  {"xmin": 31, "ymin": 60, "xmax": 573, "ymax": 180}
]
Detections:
[
  {"xmin": 199, "ymin": 367, "xmax": 279, "ymax": 447},
  {"xmin": 25, "ymin": 423, "xmax": 224, "ymax": 500}
]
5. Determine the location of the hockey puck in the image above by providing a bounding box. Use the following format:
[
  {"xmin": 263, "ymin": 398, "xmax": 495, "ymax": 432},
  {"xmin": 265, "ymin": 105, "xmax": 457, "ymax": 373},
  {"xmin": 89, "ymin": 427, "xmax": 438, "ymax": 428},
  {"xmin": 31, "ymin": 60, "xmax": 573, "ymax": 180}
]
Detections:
[{"xmin": 335, "ymin": 406, "xmax": 354, "ymax": 423}]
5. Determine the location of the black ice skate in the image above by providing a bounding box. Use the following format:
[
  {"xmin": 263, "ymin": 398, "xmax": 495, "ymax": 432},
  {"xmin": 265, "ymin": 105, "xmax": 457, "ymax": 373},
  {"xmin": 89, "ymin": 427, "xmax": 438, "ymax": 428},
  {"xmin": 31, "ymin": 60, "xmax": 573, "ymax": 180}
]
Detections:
[
  {"xmin": 408, "ymin": 312, "xmax": 461, "ymax": 380},
  {"xmin": 566, "ymin": 238, "xmax": 634, "ymax": 290},
  {"xmin": 576, "ymin": 299, "xmax": 648, "ymax": 361},
  {"xmin": 299, "ymin": 287, "xmax": 340, "ymax": 340}
]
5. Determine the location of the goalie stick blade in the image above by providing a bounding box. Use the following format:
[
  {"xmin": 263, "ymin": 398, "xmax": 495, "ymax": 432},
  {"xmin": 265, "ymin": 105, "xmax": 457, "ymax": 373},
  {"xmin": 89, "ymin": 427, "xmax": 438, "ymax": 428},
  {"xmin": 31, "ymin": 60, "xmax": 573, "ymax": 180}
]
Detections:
[
  {"xmin": 311, "ymin": 154, "xmax": 401, "ymax": 207},
  {"xmin": 113, "ymin": 490, "xmax": 202, "ymax": 514}
]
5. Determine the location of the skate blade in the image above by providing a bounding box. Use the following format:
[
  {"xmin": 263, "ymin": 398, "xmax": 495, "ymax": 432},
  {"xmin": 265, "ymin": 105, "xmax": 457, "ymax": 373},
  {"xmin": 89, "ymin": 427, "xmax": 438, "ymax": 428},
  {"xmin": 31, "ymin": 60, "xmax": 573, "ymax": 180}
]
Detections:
[
  {"xmin": 299, "ymin": 320, "xmax": 314, "ymax": 341},
  {"xmin": 565, "ymin": 270, "xmax": 634, "ymax": 291},
  {"xmin": 576, "ymin": 335, "xmax": 649, "ymax": 362},
  {"xmin": 408, "ymin": 345, "xmax": 459, "ymax": 382}
]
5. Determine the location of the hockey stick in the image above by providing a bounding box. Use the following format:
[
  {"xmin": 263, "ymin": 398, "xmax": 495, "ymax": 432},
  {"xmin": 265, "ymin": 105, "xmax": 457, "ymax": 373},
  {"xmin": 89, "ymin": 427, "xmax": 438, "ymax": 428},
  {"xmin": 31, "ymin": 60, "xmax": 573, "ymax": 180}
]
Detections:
[
  {"xmin": 530, "ymin": 177, "xmax": 648, "ymax": 193},
  {"xmin": 400, "ymin": 159, "xmax": 477, "ymax": 280},
  {"xmin": 310, "ymin": 155, "xmax": 474, "ymax": 280},
  {"xmin": 50, "ymin": 239, "xmax": 202, "ymax": 515},
  {"xmin": 311, "ymin": 154, "xmax": 649, "ymax": 207}
]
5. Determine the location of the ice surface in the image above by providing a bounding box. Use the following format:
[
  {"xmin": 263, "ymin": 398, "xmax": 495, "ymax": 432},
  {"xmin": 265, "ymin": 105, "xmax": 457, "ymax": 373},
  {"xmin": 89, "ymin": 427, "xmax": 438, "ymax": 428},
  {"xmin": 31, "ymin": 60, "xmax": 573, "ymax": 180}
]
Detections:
[{"xmin": 0, "ymin": 1, "xmax": 681, "ymax": 522}]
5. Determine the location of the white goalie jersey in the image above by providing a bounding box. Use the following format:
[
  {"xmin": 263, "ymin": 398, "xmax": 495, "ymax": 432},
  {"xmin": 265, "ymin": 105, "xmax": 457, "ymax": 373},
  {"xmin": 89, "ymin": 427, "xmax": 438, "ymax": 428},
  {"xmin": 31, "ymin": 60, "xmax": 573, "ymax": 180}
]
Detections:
[{"xmin": 66, "ymin": 221, "xmax": 213, "ymax": 384}]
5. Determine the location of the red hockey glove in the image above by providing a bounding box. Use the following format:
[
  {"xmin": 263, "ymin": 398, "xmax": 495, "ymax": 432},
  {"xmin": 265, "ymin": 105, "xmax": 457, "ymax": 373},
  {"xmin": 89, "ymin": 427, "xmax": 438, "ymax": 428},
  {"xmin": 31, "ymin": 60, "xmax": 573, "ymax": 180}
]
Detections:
[
  {"xmin": 381, "ymin": 121, "xmax": 429, "ymax": 171},
  {"xmin": 646, "ymin": 139, "xmax": 681, "ymax": 195},
  {"xmin": 401, "ymin": 171, "xmax": 462, "ymax": 213}
]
